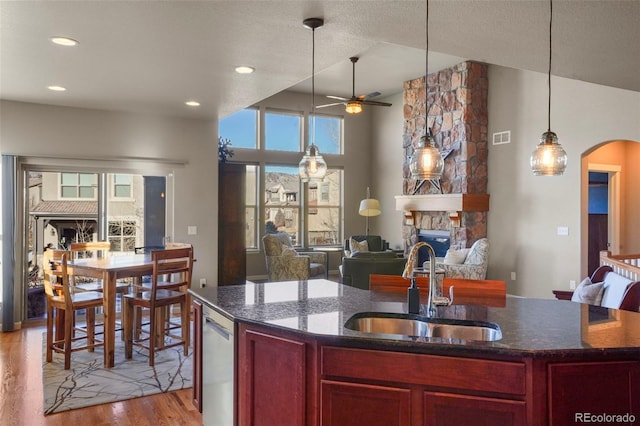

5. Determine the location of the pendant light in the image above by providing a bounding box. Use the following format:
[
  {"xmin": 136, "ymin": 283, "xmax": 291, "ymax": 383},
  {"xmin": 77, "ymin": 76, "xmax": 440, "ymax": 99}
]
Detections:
[
  {"xmin": 409, "ymin": 0, "xmax": 444, "ymax": 180},
  {"xmin": 530, "ymin": 0, "xmax": 567, "ymax": 176},
  {"xmin": 299, "ymin": 17, "xmax": 328, "ymax": 183}
]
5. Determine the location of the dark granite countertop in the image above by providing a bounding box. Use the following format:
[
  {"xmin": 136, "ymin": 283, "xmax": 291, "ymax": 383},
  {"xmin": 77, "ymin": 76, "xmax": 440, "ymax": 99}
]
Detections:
[{"xmin": 189, "ymin": 279, "xmax": 640, "ymax": 358}]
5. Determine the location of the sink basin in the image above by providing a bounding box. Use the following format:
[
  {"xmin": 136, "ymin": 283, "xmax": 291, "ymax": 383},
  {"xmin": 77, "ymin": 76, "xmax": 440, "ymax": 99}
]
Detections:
[{"xmin": 344, "ymin": 312, "xmax": 502, "ymax": 342}]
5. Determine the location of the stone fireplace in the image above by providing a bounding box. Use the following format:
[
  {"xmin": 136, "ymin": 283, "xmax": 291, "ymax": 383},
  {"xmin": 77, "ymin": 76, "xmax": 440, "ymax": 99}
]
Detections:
[{"xmin": 399, "ymin": 61, "xmax": 489, "ymax": 252}]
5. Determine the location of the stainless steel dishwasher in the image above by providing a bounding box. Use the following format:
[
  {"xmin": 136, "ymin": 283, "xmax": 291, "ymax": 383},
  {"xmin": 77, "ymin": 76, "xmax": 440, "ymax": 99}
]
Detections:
[{"xmin": 201, "ymin": 304, "xmax": 235, "ymax": 426}]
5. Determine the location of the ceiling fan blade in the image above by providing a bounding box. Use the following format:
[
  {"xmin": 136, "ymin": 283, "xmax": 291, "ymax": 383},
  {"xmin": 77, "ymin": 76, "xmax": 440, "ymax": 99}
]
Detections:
[
  {"xmin": 326, "ymin": 95, "xmax": 349, "ymax": 101},
  {"xmin": 316, "ymin": 102, "xmax": 345, "ymax": 109},
  {"xmin": 362, "ymin": 100, "xmax": 392, "ymax": 107},
  {"xmin": 361, "ymin": 91, "xmax": 382, "ymax": 100}
]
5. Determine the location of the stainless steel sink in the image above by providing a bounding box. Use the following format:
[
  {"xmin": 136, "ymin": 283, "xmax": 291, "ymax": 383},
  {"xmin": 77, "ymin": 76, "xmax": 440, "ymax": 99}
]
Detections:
[{"xmin": 344, "ymin": 312, "xmax": 502, "ymax": 342}]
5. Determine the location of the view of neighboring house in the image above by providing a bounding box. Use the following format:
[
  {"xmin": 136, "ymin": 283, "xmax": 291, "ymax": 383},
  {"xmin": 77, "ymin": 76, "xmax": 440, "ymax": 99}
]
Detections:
[
  {"xmin": 27, "ymin": 171, "xmax": 145, "ymax": 276},
  {"xmin": 264, "ymin": 169, "xmax": 341, "ymax": 246}
]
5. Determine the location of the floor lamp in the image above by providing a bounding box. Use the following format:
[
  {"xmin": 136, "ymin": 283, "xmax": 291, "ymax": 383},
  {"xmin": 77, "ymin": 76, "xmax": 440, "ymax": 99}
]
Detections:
[{"xmin": 359, "ymin": 187, "xmax": 381, "ymax": 236}]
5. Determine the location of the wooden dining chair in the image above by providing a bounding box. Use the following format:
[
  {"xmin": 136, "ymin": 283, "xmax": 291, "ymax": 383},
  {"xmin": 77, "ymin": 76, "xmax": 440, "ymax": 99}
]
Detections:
[
  {"xmin": 68, "ymin": 241, "xmax": 126, "ymax": 291},
  {"xmin": 45, "ymin": 251, "xmax": 105, "ymax": 370},
  {"xmin": 122, "ymin": 247, "xmax": 193, "ymax": 366}
]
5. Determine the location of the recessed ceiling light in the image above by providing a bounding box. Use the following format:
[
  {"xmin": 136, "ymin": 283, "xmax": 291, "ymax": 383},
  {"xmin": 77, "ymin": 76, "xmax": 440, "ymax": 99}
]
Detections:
[
  {"xmin": 235, "ymin": 66, "xmax": 255, "ymax": 74},
  {"xmin": 185, "ymin": 100, "xmax": 200, "ymax": 107},
  {"xmin": 47, "ymin": 85, "xmax": 67, "ymax": 92},
  {"xmin": 50, "ymin": 36, "xmax": 79, "ymax": 47}
]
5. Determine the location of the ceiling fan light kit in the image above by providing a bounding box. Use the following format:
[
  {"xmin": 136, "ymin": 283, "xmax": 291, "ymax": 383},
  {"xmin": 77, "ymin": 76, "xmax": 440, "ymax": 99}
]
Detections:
[
  {"xmin": 317, "ymin": 56, "xmax": 392, "ymax": 113},
  {"xmin": 346, "ymin": 100, "xmax": 363, "ymax": 114}
]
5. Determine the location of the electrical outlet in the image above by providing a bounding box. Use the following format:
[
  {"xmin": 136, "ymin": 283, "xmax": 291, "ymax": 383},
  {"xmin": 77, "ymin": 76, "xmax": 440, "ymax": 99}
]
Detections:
[
  {"xmin": 510, "ymin": 272, "xmax": 516, "ymax": 281},
  {"xmin": 188, "ymin": 226, "xmax": 197, "ymax": 235},
  {"xmin": 199, "ymin": 278, "xmax": 207, "ymax": 288},
  {"xmin": 569, "ymin": 280, "xmax": 576, "ymax": 290}
]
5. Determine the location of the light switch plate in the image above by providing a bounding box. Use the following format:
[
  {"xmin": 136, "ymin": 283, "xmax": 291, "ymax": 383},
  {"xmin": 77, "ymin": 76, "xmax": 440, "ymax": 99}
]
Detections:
[
  {"xmin": 557, "ymin": 226, "xmax": 569, "ymax": 236},
  {"xmin": 187, "ymin": 225, "xmax": 197, "ymax": 235}
]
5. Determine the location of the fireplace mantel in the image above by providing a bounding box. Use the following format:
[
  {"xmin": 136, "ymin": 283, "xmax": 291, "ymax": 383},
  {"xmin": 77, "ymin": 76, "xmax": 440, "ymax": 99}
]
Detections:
[{"xmin": 395, "ymin": 193, "xmax": 490, "ymax": 213}]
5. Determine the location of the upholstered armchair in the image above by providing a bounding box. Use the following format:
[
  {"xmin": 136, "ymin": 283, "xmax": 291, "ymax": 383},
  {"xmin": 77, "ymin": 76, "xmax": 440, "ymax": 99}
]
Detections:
[
  {"xmin": 423, "ymin": 238, "xmax": 489, "ymax": 280},
  {"xmin": 262, "ymin": 233, "xmax": 327, "ymax": 282}
]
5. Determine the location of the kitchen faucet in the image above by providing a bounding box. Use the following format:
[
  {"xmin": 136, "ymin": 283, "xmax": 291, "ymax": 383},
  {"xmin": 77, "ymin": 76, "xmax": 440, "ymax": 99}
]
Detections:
[{"xmin": 402, "ymin": 242, "xmax": 452, "ymax": 316}]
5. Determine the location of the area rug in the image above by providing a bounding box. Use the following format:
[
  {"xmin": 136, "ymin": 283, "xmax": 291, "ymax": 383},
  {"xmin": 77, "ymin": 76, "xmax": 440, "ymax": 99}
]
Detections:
[{"xmin": 42, "ymin": 333, "xmax": 193, "ymax": 415}]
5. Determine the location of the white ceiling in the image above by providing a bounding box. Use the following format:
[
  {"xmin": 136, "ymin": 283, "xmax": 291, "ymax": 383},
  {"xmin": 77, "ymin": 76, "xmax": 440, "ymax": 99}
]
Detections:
[{"xmin": 1, "ymin": 1, "xmax": 638, "ymax": 121}]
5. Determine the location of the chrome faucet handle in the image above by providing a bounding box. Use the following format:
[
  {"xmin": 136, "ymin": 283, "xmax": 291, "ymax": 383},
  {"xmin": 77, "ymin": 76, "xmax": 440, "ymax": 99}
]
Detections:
[{"xmin": 432, "ymin": 286, "xmax": 454, "ymax": 306}]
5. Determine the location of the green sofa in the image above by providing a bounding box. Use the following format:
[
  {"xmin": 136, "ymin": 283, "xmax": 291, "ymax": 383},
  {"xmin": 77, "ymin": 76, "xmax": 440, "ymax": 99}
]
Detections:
[{"xmin": 340, "ymin": 236, "xmax": 407, "ymax": 290}]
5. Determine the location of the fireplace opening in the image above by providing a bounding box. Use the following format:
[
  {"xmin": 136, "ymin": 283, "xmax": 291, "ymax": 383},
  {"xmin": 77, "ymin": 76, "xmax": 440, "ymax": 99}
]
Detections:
[{"xmin": 417, "ymin": 230, "xmax": 451, "ymax": 266}]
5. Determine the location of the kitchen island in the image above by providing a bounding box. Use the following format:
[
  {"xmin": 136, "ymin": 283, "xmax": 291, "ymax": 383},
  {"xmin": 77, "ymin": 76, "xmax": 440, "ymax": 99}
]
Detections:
[{"xmin": 190, "ymin": 279, "xmax": 640, "ymax": 426}]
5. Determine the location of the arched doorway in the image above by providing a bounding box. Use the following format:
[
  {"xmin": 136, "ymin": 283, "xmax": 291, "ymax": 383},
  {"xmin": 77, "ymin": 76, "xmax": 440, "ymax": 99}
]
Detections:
[{"xmin": 581, "ymin": 140, "xmax": 640, "ymax": 278}]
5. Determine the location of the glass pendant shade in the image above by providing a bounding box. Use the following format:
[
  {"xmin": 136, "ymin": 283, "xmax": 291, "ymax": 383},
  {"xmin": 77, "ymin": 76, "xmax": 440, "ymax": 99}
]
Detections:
[
  {"xmin": 410, "ymin": 134, "xmax": 444, "ymax": 179},
  {"xmin": 530, "ymin": 131, "xmax": 567, "ymax": 176},
  {"xmin": 298, "ymin": 144, "xmax": 327, "ymax": 183},
  {"xmin": 345, "ymin": 100, "xmax": 363, "ymax": 114}
]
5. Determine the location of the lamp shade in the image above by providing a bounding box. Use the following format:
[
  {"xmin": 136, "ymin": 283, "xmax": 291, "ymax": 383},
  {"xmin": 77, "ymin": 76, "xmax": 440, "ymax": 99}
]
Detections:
[
  {"xmin": 359, "ymin": 198, "xmax": 381, "ymax": 217},
  {"xmin": 298, "ymin": 144, "xmax": 327, "ymax": 183},
  {"xmin": 346, "ymin": 100, "xmax": 363, "ymax": 114},
  {"xmin": 409, "ymin": 134, "xmax": 444, "ymax": 179},
  {"xmin": 530, "ymin": 131, "xmax": 567, "ymax": 176}
]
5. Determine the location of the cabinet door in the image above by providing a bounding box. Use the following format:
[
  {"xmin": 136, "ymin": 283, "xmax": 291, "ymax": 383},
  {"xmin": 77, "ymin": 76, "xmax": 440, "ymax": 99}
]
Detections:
[
  {"xmin": 238, "ymin": 329, "xmax": 306, "ymax": 426},
  {"xmin": 218, "ymin": 162, "xmax": 246, "ymax": 285},
  {"xmin": 191, "ymin": 299, "xmax": 202, "ymax": 412},
  {"xmin": 321, "ymin": 380, "xmax": 411, "ymax": 426},
  {"xmin": 424, "ymin": 392, "xmax": 526, "ymax": 426},
  {"xmin": 548, "ymin": 361, "xmax": 640, "ymax": 425}
]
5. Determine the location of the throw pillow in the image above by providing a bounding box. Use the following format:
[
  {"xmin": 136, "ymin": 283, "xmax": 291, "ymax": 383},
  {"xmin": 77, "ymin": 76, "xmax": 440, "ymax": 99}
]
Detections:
[
  {"xmin": 349, "ymin": 238, "xmax": 369, "ymax": 253},
  {"xmin": 443, "ymin": 248, "xmax": 470, "ymax": 265},
  {"xmin": 281, "ymin": 245, "xmax": 297, "ymax": 257},
  {"xmin": 571, "ymin": 277, "xmax": 605, "ymax": 305}
]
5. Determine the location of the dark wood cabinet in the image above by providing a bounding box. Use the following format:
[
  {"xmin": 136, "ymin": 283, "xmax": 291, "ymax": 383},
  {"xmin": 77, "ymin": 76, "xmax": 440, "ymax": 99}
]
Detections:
[
  {"xmin": 548, "ymin": 361, "xmax": 640, "ymax": 425},
  {"xmin": 424, "ymin": 392, "xmax": 526, "ymax": 426},
  {"xmin": 238, "ymin": 326, "xmax": 309, "ymax": 426},
  {"xmin": 218, "ymin": 163, "xmax": 246, "ymax": 285},
  {"xmin": 234, "ymin": 322, "xmax": 640, "ymax": 426},
  {"xmin": 321, "ymin": 380, "xmax": 411, "ymax": 426}
]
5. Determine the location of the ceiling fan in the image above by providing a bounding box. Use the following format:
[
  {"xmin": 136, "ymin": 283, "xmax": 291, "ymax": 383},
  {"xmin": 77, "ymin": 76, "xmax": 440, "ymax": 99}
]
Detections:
[{"xmin": 317, "ymin": 56, "xmax": 392, "ymax": 114}]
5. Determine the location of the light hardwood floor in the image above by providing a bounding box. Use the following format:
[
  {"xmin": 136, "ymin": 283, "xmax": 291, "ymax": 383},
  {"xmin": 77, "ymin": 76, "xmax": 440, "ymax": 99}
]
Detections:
[{"xmin": 0, "ymin": 323, "xmax": 202, "ymax": 426}]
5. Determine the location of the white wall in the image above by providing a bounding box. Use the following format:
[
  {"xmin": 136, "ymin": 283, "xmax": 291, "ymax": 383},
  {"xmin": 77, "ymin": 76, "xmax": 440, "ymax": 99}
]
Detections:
[
  {"xmin": 371, "ymin": 91, "xmax": 404, "ymax": 250},
  {"xmin": 0, "ymin": 100, "xmax": 219, "ymax": 288},
  {"xmin": 486, "ymin": 66, "xmax": 640, "ymax": 298}
]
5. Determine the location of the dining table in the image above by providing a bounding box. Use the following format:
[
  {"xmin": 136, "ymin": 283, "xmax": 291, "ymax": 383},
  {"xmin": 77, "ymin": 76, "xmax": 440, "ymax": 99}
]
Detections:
[{"xmin": 67, "ymin": 253, "xmax": 154, "ymax": 368}]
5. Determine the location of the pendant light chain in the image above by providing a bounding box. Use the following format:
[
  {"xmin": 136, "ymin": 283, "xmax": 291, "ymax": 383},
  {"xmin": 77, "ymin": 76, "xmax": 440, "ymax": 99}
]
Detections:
[
  {"xmin": 547, "ymin": 0, "xmax": 552, "ymax": 133},
  {"xmin": 425, "ymin": 0, "xmax": 429, "ymax": 137},
  {"xmin": 311, "ymin": 24, "xmax": 316, "ymax": 146}
]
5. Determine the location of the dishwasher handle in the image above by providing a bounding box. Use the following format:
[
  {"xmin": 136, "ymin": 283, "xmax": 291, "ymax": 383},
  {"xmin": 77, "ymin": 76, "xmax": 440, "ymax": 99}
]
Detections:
[{"xmin": 204, "ymin": 315, "xmax": 232, "ymax": 340}]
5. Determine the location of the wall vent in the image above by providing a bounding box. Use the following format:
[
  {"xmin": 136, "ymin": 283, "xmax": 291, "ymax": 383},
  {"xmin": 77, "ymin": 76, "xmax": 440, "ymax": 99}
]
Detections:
[{"xmin": 492, "ymin": 130, "xmax": 511, "ymax": 145}]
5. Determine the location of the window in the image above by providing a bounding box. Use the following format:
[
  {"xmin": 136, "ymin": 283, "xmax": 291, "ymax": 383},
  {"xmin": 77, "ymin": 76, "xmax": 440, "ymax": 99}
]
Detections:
[
  {"xmin": 112, "ymin": 174, "xmax": 132, "ymax": 198},
  {"xmin": 245, "ymin": 165, "xmax": 258, "ymax": 249},
  {"xmin": 308, "ymin": 114, "xmax": 342, "ymax": 154},
  {"xmin": 219, "ymin": 108, "xmax": 258, "ymax": 149},
  {"xmin": 219, "ymin": 108, "xmax": 344, "ymax": 248},
  {"xmin": 265, "ymin": 110, "xmax": 302, "ymax": 152},
  {"xmin": 60, "ymin": 172, "xmax": 96, "ymax": 199},
  {"xmin": 265, "ymin": 165, "xmax": 300, "ymax": 245},
  {"xmin": 108, "ymin": 220, "xmax": 137, "ymax": 251},
  {"xmin": 307, "ymin": 169, "xmax": 342, "ymax": 246}
]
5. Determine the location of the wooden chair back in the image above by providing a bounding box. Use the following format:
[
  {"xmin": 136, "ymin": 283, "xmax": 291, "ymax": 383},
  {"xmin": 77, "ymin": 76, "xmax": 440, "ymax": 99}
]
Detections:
[
  {"xmin": 151, "ymin": 247, "xmax": 194, "ymax": 298},
  {"xmin": 368, "ymin": 274, "xmax": 506, "ymax": 307},
  {"xmin": 70, "ymin": 241, "xmax": 111, "ymax": 259},
  {"xmin": 42, "ymin": 249, "xmax": 66, "ymax": 297}
]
